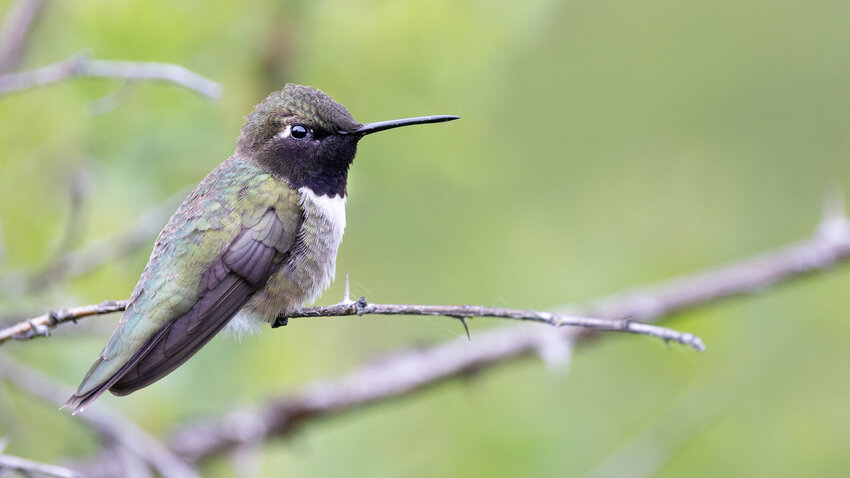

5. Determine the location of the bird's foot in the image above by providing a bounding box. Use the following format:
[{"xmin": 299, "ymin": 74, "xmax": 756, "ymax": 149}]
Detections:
[{"xmin": 272, "ymin": 315, "xmax": 288, "ymax": 328}]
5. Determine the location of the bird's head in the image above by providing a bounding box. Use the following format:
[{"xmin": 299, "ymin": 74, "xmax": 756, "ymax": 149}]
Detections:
[{"xmin": 237, "ymin": 83, "xmax": 458, "ymax": 197}]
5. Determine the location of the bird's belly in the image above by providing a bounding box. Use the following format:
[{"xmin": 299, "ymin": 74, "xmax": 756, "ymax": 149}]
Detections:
[{"xmin": 229, "ymin": 188, "xmax": 346, "ymax": 333}]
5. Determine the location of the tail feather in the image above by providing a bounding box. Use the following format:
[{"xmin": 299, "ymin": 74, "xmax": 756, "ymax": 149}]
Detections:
[
  {"xmin": 62, "ymin": 371, "xmax": 116, "ymax": 415},
  {"xmin": 64, "ymin": 274, "xmax": 255, "ymax": 413},
  {"xmin": 63, "ymin": 328, "xmax": 169, "ymax": 414},
  {"xmin": 110, "ymin": 275, "xmax": 254, "ymax": 395}
]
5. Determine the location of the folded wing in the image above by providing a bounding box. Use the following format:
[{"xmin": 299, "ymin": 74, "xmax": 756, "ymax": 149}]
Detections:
[{"xmin": 64, "ymin": 207, "xmax": 291, "ymax": 413}]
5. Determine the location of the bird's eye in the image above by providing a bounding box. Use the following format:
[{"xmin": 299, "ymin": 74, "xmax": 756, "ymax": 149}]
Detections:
[{"xmin": 291, "ymin": 125, "xmax": 309, "ymax": 140}]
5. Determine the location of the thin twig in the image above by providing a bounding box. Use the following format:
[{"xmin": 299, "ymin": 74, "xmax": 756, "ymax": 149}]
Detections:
[
  {"xmin": 0, "ymin": 52, "xmax": 222, "ymax": 99},
  {"xmin": 0, "ymin": 0, "xmax": 46, "ymax": 74},
  {"xmin": 0, "ymin": 300, "xmax": 127, "ymax": 344},
  {"xmin": 289, "ymin": 299, "xmax": 705, "ymax": 350},
  {"xmin": 164, "ymin": 207, "xmax": 850, "ymax": 463},
  {"xmin": 0, "ymin": 453, "xmax": 84, "ymax": 478},
  {"xmin": 0, "ymin": 354, "xmax": 200, "ymax": 478},
  {"xmin": 0, "ymin": 298, "xmax": 703, "ymax": 350}
]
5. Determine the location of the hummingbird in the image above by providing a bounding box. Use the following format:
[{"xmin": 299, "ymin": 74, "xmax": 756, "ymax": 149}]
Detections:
[{"xmin": 64, "ymin": 83, "xmax": 458, "ymax": 413}]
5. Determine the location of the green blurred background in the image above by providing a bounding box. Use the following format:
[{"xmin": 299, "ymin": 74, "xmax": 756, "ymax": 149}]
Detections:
[{"xmin": 2, "ymin": 0, "xmax": 850, "ymax": 476}]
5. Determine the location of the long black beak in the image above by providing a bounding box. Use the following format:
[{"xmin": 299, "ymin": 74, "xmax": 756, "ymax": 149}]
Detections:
[{"xmin": 345, "ymin": 115, "xmax": 459, "ymax": 136}]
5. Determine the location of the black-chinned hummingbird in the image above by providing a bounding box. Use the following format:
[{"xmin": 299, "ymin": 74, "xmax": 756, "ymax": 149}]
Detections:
[{"xmin": 65, "ymin": 84, "xmax": 458, "ymax": 413}]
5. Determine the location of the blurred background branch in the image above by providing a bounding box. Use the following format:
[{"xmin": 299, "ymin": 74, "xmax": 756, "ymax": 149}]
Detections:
[
  {"xmin": 0, "ymin": 354, "xmax": 199, "ymax": 478},
  {"xmin": 0, "ymin": 52, "xmax": 223, "ymax": 99},
  {"xmin": 158, "ymin": 203, "xmax": 849, "ymax": 464},
  {"xmin": 0, "ymin": 0, "xmax": 45, "ymax": 75},
  {"xmin": 0, "ymin": 452, "xmax": 83, "ymax": 478}
]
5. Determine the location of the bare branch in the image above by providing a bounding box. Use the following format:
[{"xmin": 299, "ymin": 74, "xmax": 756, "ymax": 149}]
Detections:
[
  {"xmin": 0, "ymin": 355, "xmax": 200, "ymax": 478},
  {"xmin": 165, "ymin": 325, "xmax": 581, "ymax": 461},
  {"xmin": 0, "ymin": 297, "xmax": 703, "ymax": 350},
  {"xmin": 287, "ymin": 299, "xmax": 705, "ymax": 350},
  {"xmin": 0, "ymin": 299, "xmax": 126, "ymax": 345},
  {"xmin": 165, "ymin": 209, "xmax": 850, "ymax": 463},
  {"xmin": 0, "ymin": 52, "xmax": 222, "ymax": 99},
  {"xmin": 0, "ymin": 0, "xmax": 46, "ymax": 74},
  {"xmin": 0, "ymin": 453, "xmax": 83, "ymax": 478},
  {"xmin": 580, "ymin": 208, "xmax": 850, "ymax": 323}
]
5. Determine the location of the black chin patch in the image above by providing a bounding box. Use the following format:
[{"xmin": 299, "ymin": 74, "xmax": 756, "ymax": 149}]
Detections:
[
  {"xmin": 294, "ymin": 170, "xmax": 347, "ymax": 197},
  {"xmin": 252, "ymin": 132, "xmax": 356, "ymax": 198}
]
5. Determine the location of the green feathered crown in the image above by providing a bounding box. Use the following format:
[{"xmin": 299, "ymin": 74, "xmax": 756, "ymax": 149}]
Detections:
[{"xmin": 238, "ymin": 84, "xmax": 358, "ymax": 150}]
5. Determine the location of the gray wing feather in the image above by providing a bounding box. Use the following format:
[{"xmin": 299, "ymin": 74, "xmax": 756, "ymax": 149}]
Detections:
[
  {"xmin": 107, "ymin": 208, "xmax": 287, "ymax": 395},
  {"xmin": 62, "ymin": 208, "xmax": 290, "ymax": 411}
]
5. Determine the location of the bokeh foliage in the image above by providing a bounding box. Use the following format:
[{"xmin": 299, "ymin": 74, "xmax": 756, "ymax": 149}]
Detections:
[{"xmin": 1, "ymin": 0, "xmax": 849, "ymax": 476}]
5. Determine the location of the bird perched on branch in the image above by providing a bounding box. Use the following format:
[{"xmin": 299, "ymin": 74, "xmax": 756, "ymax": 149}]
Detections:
[{"xmin": 65, "ymin": 84, "xmax": 458, "ymax": 413}]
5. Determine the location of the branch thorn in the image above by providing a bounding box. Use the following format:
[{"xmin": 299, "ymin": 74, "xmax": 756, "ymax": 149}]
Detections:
[
  {"xmin": 340, "ymin": 272, "xmax": 355, "ymax": 305},
  {"xmin": 459, "ymin": 316, "xmax": 471, "ymax": 341},
  {"xmin": 447, "ymin": 315, "xmax": 471, "ymax": 340}
]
